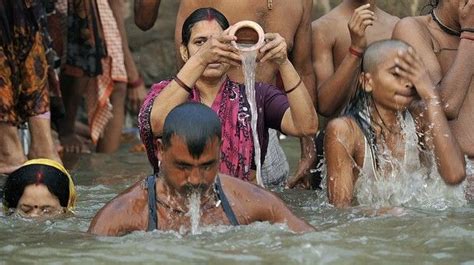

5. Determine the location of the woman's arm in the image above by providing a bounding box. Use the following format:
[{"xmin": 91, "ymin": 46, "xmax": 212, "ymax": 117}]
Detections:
[
  {"xmin": 397, "ymin": 48, "xmax": 466, "ymax": 185},
  {"xmin": 150, "ymin": 34, "xmax": 240, "ymax": 136},
  {"xmin": 259, "ymin": 33, "xmax": 318, "ymax": 137}
]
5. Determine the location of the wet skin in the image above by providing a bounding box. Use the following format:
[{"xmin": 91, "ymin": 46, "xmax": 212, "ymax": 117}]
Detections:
[
  {"xmin": 392, "ymin": 0, "xmax": 474, "ymax": 158},
  {"xmin": 16, "ymin": 184, "xmax": 65, "ymax": 218},
  {"xmin": 312, "ymin": 0, "xmax": 399, "ymax": 117},
  {"xmin": 324, "ymin": 46, "xmax": 465, "ymax": 207},
  {"xmin": 88, "ymin": 135, "xmax": 315, "ymax": 236},
  {"xmin": 135, "ymin": 0, "xmax": 318, "ymax": 189}
]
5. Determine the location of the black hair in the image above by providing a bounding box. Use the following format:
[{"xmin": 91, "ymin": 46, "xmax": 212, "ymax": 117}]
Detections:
[
  {"xmin": 162, "ymin": 102, "xmax": 222, "ymax": 159},
  {"xmin": 344, "ymin": 40, "xmax": 410, "ymax": 168},
  {"xmin": 181, "ymin": 7, "xmax": 230, "ymax": 45},
  {"xmin": 3, "ymin": 165, "xmax": 70, "ymax": 209}
]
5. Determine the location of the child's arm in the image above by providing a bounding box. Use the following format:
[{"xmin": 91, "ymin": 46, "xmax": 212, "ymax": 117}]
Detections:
[
  {"xmin": 397, "ymin": 48, "xmax": 466, "ymax": 185},
  {"xmin": 324, "ymin": 118, "xmax": 362, "ymax": 207}
]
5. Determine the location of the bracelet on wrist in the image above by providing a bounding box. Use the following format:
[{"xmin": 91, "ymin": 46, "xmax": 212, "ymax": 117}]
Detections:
[
  {"xmin": 127, "ymin": 74, "xmax": 144, "ymax": 90},
  {"xmin": 173, "ymin": 76, "xmax": 193, "ymax": 94},
  {"xmin": 349, "ymin": 46, "xmax": 363, "ymax": 58},
  {"xmin": 285, "ymin": 78, "xmax": 302, "ymax": 94}
]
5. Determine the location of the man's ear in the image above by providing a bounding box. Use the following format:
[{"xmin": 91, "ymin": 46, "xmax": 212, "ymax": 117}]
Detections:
[
  {"xmin": 155, "ymin": 138, "xmax": 164, "ymax": 161},
  {"xmin": 360, "ymin": 72, "xmax": 373, "ymax": 93},
  {"xmin": 180, "ymin": 45, "xmax": 189, "ymax": 63}
]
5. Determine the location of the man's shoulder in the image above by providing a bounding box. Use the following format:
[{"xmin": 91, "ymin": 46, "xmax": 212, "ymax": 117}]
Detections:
[
  {"xmin": 218, "ymin": 174, "xmax": 278, "ymax": 201},
  {"xmin": 394, "ymin": 15, "xmax": 430, "ymax": 36},
  {"xmin": 98, "ymin": 179, "xmax": 149, "ymax": 215}
]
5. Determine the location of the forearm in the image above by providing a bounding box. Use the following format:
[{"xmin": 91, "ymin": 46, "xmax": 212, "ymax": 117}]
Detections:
[
  {"xmin": 438, "ymin": 35, "xmax": 474, "ymax": 119},
  {"xmin": 424, "ymin": 96, "xmax": 466, "ymax": 184},
  {"xmin": 134, "ymin": 0, "xmax": 160, "ymax": 31},
  {"xmin": 151, "ymin": 58, "xmax": 206, "ymax": 135},
  {"xmin": 317, "ymin": 53, "xmax": 361, "ymax": 117},
  {"xmin": 279, "ymin": 59, "xmax": 318, "ymax": 135}
]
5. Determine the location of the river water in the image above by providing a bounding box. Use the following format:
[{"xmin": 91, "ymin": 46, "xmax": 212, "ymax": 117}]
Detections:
[{"xmin": 1, "ymin": 137, "xmax": 473, "ymax": 264}]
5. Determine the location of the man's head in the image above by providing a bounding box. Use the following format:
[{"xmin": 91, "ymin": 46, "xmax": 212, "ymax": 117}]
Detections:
[{"xmin": 156, "ymin": 102, "xmax": 222, "ymax": 195}]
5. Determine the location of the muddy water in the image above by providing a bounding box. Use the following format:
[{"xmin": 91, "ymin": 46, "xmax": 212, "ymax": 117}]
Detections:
[{"xmin": 0, "ymin": 138, "xmax": 473, "ymax": 264}]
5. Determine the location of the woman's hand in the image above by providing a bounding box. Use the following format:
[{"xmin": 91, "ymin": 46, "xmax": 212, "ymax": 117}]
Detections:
[
  {"xmin": 258, "ymin": 33, "xmax": 288, "ymax": 65},
  {"xmin": 192, "ymin": 32, "xmax": 241, "ymax": 67},
  {"xmin": 394, "ymin": 47, "xmax": 437, "ymax": 100}
]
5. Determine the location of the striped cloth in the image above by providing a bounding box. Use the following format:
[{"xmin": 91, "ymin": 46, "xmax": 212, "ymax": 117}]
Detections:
[
  {"xmin": 87, "ymin": 0, "xmax": 127, "ymax": 143},
  {"xmin": 261, "ymin": 129, "xmax": 289, "ymax": 186}
]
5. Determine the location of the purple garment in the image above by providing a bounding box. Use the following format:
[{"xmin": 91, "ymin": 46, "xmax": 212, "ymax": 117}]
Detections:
[{"xmin": 138, "ymin": 78, "xmax": 289, "ymax": 174}]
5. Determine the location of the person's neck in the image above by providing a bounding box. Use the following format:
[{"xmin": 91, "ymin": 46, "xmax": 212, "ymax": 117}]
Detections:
[
  {"xmin": 433, "ymin": 4, "xmax": 461, "ymax": 34},
  {"xmin": 195, "ymin": 75, "xmax": 227, "ymax": 106},
  {"xmin": 156, "ymin": 177, "xmax": 217, "ymax": 213},
  {"xmin": 370, "ymin": 103, "xmax": 402, "ymax": 135},
  {"xmin": 345, "ymin": 0, "xmax": 376, "ymax": 11}
]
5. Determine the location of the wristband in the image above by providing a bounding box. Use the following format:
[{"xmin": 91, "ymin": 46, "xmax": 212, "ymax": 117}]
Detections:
[
  {"xmin": 173, "ymin": 76, "xmax": 193, "ymax": 94},
  {"xmin": 285, "ymin": 78, "xmax": 302, "ymax": 94}
]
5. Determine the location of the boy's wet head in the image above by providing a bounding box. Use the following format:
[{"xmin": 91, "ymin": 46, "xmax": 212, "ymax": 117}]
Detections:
[{"xmin": 362, "ymin": 40, "xmax": 410, "ymax": 74}]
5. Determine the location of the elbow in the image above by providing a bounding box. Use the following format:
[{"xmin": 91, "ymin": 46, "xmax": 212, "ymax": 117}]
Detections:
[
  {"xmin": 135, "ymin": 18, "xmax": 154, "ymax": 31},
  {"xmin": 295, "ymin": 112, "xmax": 318, "ymax": 137},
  {"xmin": 444, "ymin": 105, "xmax": 461, "ymax": 120},
  {"xmin": 317, "ymin": 103, "xmax": 334, "ymax": 118},
  {"xmin": 302, "ymin": 118, "xmax": 318, "ymax": 136},
  {"xmin": 442, "ymin": 166, "xmax": 466, "ymax": 186}
]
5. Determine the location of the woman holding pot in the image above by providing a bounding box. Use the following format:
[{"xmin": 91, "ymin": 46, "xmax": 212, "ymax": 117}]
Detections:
[{"xmin": 139, "ymin": 7, "xmax": 317, "ymax": 183}]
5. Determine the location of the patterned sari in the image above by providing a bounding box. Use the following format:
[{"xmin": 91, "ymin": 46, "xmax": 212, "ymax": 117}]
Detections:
[{"xmin": 139, "ymin": 78, "xmax": 254, "ymax": 181}]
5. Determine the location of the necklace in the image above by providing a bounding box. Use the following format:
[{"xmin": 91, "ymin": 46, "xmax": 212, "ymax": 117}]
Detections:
[{"xmin": 431, "ymin": 10, "xmax": 460, "ymax": 37}]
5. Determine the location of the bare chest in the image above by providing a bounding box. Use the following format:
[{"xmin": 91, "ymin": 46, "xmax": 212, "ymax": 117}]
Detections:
[{"xmin": 156, "ymin": 205, "xmax": 231, "ymax": 232}]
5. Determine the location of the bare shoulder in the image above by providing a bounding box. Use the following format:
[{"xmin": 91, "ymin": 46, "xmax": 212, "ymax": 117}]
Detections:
[
  {"xmin": 219, "ymin": 174, "xmax": 274, "ymax": 201},
  {"xmin": 378, "ymin": 8, "xmax": 400, "ymax": 26},
  {"xmin": 325, "ymin": 116, "xmax": 358, "ymax": 138},
  {"xmin": 88, "ymin": 179, "xmax": 149, "ymax": 235},
  {"xmin": 392, "ymin": 16, "xmax": 431, "ymax": 42}
]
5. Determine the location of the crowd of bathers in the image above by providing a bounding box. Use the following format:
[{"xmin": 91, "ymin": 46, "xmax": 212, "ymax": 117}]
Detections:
[{"xmin": 1, "ymin": 0, "xmax": 473, "ymax": 236}]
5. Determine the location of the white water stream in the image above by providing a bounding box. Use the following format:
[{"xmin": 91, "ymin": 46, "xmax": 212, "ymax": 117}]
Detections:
[
  {"xmin": 186, "ymin": 191, "xmax": 202, "ymax": 235},
  {"xmin": 239, "ymin": 47, "xmax": 264, "ymax": 187}
]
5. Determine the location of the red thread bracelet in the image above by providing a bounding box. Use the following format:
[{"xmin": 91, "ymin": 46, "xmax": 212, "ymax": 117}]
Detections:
[
  {"xmin": 173, "ymin": 76, "xmax": 193, "ymax": 94},
  {"xmin": 127, "ymin": 75, "xmax": 144, "ymax": 90},
  {"xmin": 349, "ymin": 46, "xmax": 363, "ymax": 58}
]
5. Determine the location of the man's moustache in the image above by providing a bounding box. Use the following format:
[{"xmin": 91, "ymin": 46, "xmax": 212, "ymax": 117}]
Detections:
[{"xmin": 182, "ymin": 183, "xmax": 209, "ymax": 194}]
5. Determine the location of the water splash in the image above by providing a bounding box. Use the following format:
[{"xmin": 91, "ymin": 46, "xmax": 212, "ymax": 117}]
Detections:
[
  {"xmin": 320, "ymin": 112, "xmax": 467, "ymax": 209},
  {"xmin": 186, "ymin": 191, "xmax": 202, "ymax": 235},
  {"xmin": 353, "ymin": 112, "xmax": 466, "ymax": 209},
  {"xmin": 239, "ymin": 47, "xmax": 263, "ymax": 187}
]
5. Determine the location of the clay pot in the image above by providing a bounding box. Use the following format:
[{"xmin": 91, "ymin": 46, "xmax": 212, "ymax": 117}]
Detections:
[{"xmin": 228, "ymin": 20, "xmax": 265, "ymax": 52}]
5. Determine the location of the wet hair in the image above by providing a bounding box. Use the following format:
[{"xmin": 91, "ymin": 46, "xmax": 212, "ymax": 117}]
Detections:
[
  {"xmin": 181, "ymin": 7, "xmax": 230, "ymax": 45},
  {"xmin": 162, "ymin": 102, "xmax": 222, "ymax": 159},
  {"xmin": 344, "ymin": 40, "xmax": 411, "ymax": 168},
  {"xmin": 3, "ymin": 164, "xmax": 70, "ymax": 210}
]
